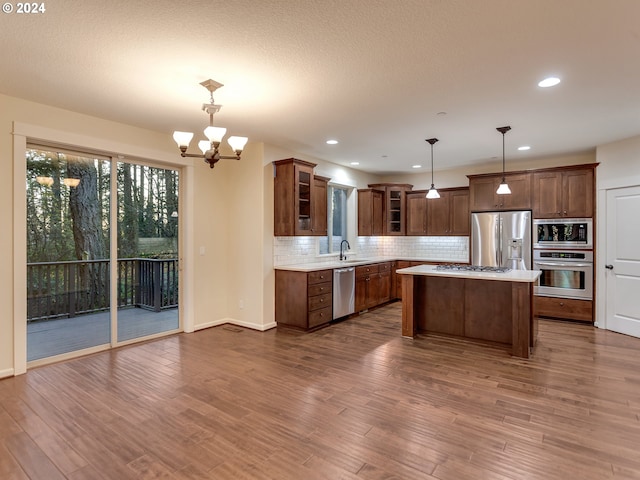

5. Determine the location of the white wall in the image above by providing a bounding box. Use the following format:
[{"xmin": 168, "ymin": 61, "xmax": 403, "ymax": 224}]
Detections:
[
  {"xmin": 595, "ymin": 134, "xmax": 640, "ymax": 328},
  {"xmin": 1, "ymin": 93, "xmax": 267, "ymax": 377}
]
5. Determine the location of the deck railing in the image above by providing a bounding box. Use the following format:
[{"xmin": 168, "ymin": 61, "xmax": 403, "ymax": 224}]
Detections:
[{"xmin": 27, "ymin": 258, "xmax": 178, "ymax": 322}]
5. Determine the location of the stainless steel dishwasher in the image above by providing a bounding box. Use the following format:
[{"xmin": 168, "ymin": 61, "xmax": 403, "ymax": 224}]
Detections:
[{"xmin": 333, "ymin": 267, "xmax": 355, "ymax": 319}]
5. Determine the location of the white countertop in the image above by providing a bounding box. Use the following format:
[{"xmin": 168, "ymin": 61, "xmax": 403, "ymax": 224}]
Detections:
[
  {"xmin": 396, "ymin": 265, "xmax": 541, "ymax": 283},
  {"xmin": 274, "ymin": 256, "xmax": 465, "ymax": 272}
]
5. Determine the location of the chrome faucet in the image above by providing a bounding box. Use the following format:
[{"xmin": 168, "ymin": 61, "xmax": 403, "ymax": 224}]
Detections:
[{"xmin": 339, "ymin": 239, "xmax": 351, "ymax": 261}]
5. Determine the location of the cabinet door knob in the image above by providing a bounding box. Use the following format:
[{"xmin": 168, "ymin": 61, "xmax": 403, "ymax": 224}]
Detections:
[
  {"xmin": 605, "ymin": 264, "xmax": 614, "ymax": 270},
  {"xmin": 559, "ymin": 302, "xmax": 564, "ymax": 306}
]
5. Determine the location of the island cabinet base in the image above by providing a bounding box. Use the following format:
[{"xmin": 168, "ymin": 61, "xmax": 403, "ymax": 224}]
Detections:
[{"xmin": 402, "ymin": 275, "xmax": 535, "ymax": 358}]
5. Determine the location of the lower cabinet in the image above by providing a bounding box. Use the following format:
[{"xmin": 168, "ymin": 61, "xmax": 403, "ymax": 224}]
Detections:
[
  {"xmin": 395, "ymin": 261, "xmax": 411, "ymax": 299},
  {"xmin": 355, "ymin": 262, "xmax": 392, "ymax": 312},
  {"xmin": 534, "ymin": 296, "xmax": 593, "ymax": 323},
  {"xmin": 275, "ymin": 269, "xmax": 333, "ymax": 330}
]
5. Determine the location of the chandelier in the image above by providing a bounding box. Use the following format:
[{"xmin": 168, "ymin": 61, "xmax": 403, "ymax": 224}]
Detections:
[{"xmin": 172, "ymin": 79, "xmax": 248, "ymax": 169}]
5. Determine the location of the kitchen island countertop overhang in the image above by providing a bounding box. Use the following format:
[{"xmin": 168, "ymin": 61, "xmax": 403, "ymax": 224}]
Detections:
[{"xmin": 397, "ymin": 265, "xmax": 542, "ymax": 358}]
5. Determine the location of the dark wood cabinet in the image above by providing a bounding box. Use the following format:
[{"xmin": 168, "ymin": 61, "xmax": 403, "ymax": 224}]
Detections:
[
  {"xmin": 355, "ymin": 262, "xmax": 392, "ymax": 311},
  {"xmin": 273, "ymin": 158, "xmax": 329, "ymax": 236},
  {"xmin": 533, "ymin": 167, "xmax": 594, "ymax": 218},
  {"xmin": 368, "ymin": 183, "xmax": 413, "ymax": 235},
  {"xmin": 312, "ymin": 175, "xmax": 330, "ymax": 236},
  {"xmin": 355, "ymin": 263, "xmax": 379, "ymax": 311},
  {"xmin": 534, "ymin": 296, "xmax": 593, "ymax": 323},
  {"xmin": 405, "ymin": 190, "xmax": 428, "ymax": 236},
  {"xmin": 389, "ymin": 261, "xmax": 397, "ymax": 301},
  {"xmin": 377, "ymin": 262, "xmax": 392, "ymax": 304},
  {"xmin": 468, "ymin": 173, "xmax": 531, "ymax": 212},
  {"xmin": 426, "ymin": 187, "xmax": 469, "ymax": 236},
  {"xmin": 275, "ymin": 269, "xmax": 333, "ymax": 330},
  {"xmin": 394, "ymin": 260, "xmax": 411, "ymax": 299},
  {"xmin": 358, "ymin": 189, "xmax": 384, "ymax": 236}
]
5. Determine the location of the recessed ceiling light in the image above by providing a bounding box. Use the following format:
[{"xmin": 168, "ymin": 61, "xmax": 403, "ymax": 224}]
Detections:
[
  {"xmin": 350, "ymin": 161, "xmax": 360, "ymax": 166},
  {"xmin": 326, "ymin": 139, "xmax": 338, "ymax": 145},
  {"xmin": 518, "ymin": 146, "xmax": 531, "ymax": 151},
  {"xmin": 538, "ymin": 77, "xmax": 561, "ymax": 88},
  {"xmin": 412, "ymin": 165, "xmax": 422, "ymax": 169}
]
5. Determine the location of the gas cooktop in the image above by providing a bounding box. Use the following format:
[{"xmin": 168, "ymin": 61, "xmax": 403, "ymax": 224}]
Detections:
[{"xmin": 435, "ymin": 264, "xmax": 512, "ymax": 273}]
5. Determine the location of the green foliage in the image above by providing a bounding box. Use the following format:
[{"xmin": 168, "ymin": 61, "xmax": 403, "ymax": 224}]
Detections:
[{"xmin": 27, "ymin": 148, "xmax": 180, "ymax": 263}]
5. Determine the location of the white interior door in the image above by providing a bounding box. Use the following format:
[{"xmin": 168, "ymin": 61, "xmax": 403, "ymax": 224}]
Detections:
[{"xmin": 606, "ymin": 185, "xmax": 640, "ymax": 337}]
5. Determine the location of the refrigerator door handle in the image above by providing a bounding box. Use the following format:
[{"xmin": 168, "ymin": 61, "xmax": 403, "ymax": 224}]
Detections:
[{"xmin": 496, "ymin": 217, "xmax": 502, "ymax": 267}]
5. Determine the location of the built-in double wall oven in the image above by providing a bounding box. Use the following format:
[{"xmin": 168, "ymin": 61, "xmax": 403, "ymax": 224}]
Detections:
[{"xmin": 533, "ymin": 218, "xmax": 593, "ymax": 301}]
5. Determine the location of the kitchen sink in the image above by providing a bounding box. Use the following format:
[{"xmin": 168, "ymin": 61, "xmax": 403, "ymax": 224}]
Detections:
[{"xmin": 341, "ymin": 259, "xmax": 371, "ymax": 264}]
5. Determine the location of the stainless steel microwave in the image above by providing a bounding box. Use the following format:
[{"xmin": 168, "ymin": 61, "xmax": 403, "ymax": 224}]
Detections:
[{"xmin": 533, "ymin": 218, "xmax": 593, "ymax": 249}]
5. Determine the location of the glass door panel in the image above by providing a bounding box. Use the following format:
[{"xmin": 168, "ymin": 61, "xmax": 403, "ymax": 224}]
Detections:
[
  {"xmin": 116, "ymin": 162, "xmax": 179, "ymax": 342},
  {"xmin": 26, "ymin": 147, "xmax": 111, "ymax": 361}
]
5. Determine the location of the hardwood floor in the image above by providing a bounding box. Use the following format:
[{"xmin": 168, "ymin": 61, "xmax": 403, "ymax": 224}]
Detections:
[{"xmin": 2, "ymin": 302, "xmax": 640, "ymax": 479}]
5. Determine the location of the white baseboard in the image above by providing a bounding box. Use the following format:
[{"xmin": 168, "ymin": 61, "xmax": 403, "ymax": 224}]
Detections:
[
  {"xmin": 0, "ymin": 368, "xmax": 15, "ymax": 379},
  {"xmin": 194, "ymin": 318, "xmax": 277, "ymax": 332}
]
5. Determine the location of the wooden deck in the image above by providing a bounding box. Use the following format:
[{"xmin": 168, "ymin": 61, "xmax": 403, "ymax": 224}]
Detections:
[
  {"xmin": 3, "ymin": 301, "xmax": 640, "ymax": 479},
  {"xmin": 27, "ymin": 307, "xmax": 179, "ymax": 362}
]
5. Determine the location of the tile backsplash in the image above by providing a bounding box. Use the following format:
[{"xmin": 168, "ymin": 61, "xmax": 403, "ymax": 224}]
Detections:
[{"xmin": 274, "ymin": 236, "xmax": 469, "ymax": 266}]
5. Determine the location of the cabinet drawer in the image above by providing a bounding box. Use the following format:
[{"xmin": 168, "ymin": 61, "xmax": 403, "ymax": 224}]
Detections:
[
  {"xmin": 356, "ymin": 264, "xmax": 379, "ymax": 276},
  {"xmin": 308, "ymin": 269, "xmax": 332, "ymax": 285},
  {"xmin": 308, "ymin": 293, "xmax": 332, "ymax": 311},
  {"xmin": 308, "ymin": 281, "xmax": 332, "ymax": 297},
  {"xmin": 309, "ymin": 306, "xmax": 332, "ymax": 328},
  {"xmin": 378, "ymin": 262, "xmax": 391, "ymax": 273},
  {"xmin": 534, "ymin": 296, "xmax": 593, "ymax": 322}
]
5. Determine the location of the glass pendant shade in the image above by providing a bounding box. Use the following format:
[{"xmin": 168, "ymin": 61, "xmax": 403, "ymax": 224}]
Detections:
[
  {"xmin": 496, "ymin": 181, "xmax": 511, "ymax": 195},
  {"xmin": 426, "ymin": 186, "xmax": 440, "ymax": 199},
  {"xmin": 172, "ymin": 81, "xmax": 248, "ymax": 167},
  {"xmin": 172, "ymin": 131, "xmax": 194, "ymax": 148},
  {"xmin": 204, "ymin": 126, "xmax": 227, "ymax": 143},
  {"xmin": 228, "ymin": 136, "xmax": 249, "ymax": 152},
  {"xmin": 36, "ymin": 176, "xmax": 54, "ymax": 187},
  {"xmin": 198, "ymin": 140, "xmax": 211, "ymax": 154}
]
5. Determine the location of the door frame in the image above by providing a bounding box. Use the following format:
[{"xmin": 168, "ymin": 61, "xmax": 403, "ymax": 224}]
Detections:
[
  {"xmin": 12, "ymin": 121, "xmax": 195, "ymax": 375},
  {"xmin": 596, "ymin": 176, "xmax": 640, "ymax": 330}
]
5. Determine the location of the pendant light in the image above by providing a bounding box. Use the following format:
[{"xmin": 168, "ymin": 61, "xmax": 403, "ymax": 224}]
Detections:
[
  {"xmin": 496, "ymin": 126, "xmax": 512, "ymax": 195},
  {"xmin": 425, "ymin": 138, "xmax": 440, "ymax": 199}
]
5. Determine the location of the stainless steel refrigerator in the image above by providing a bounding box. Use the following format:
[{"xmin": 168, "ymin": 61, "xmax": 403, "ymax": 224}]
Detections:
[{"xmin": 471, "ymin": 211, "xmax": 532, "ymax": 270}]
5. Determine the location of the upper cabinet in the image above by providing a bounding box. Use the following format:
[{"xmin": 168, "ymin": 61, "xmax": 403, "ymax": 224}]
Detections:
[
  {"xmin": 273, "ymin": 158, "xmax": 329, "ymax": 236},
  {"xmin": 312, "ymin": 175, "xmax": 330, "ymax": 236},
  {"xmin": 368, "ymin": 183, "xmax": 413, "ymax": 235},
  {"xmin": 533, "ymin": 166, "xmax": 595, "ymax": 218},
  {"xmin": 358, "ymin": 189, "xmax": 384, "ymax": 236},
  {"xmin": 468, "ymin": 172, "xmax": 532, "ymax": 212},
  {"xmin": 427, "ymin": 188, "xmax": 470, "ymax": 236},
  {"xmin": 405, "ymin": 190, "xmax": 428, "ymax": 236}
]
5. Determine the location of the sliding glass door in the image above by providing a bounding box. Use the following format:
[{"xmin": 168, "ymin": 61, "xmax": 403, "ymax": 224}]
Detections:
[
  {"xmin": 116, "ymin": 161, "xmax": 179, "ymax": 342},
  {"xmin": 26, "ymin": 147, "xmax": 180, "ymax": 363},
  {"xmin": 26, "ymin": 147, "xmax": 111, "ymax": 361}
]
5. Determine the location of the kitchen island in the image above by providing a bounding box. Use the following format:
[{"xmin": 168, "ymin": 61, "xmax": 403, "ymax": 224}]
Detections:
[{"xmin": 396, "ymin": 265, "xmax": 541, "ymax": 358}]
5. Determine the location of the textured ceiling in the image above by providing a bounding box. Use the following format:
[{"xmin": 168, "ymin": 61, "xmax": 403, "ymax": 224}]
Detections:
[{"xmin": 2, "ymin": 0, "xmax": 640, "ymax": 174}]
